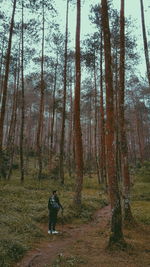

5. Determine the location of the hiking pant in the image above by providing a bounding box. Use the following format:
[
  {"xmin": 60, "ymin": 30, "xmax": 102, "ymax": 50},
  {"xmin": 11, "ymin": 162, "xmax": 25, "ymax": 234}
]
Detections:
[{"xmin": 49, "ymin": 210, "xmax": 58, "ymax": 231}]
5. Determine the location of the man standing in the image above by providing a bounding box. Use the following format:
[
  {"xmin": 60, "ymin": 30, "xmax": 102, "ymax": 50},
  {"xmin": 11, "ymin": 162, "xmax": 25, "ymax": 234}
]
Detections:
[{"xmin": 48, "ymin": 190, "xmax": 63, "ymax": 234}]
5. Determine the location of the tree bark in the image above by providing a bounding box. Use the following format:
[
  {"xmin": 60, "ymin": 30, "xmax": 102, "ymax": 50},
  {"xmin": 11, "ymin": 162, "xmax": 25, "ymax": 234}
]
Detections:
[
  {"xmin": 99, "ymin": 30, "xmax": 106, "ymax": 186},
  {"xmin": 49, "ymin": 54, "xmax": 58, "ymax": 173},
  {"xmin": 67, "ymin": 73, "xmax": 73, "ymax": 178},
  {"xmin": 59, "ymin": 0, "xmax": 69, "ymax": 184},
  {"xmin": 0, "ymin": 36, "xmax": 5, "ymax": 104},
  {"xmin": 36, "ymin": 0, "xmax": 45, "ymax": 179},
  {"xmin": 0, "ymin": 0, "xmax": 17, "ymax": 150},
  {"xmin": 74, "ymin": 0, "xmax": 83, "ymax": 206},
  {"xmin": 140, "ymin": 0, "xmax": 150, "ymax": 88},
  {"xmin": 20, "ymin": 0, "xmax": 25, "ymax": 183},
  {"xmin": 119, "ymin": 0, "xmax": 134, "ymax": 224},
  {"xmin": 93, "ymin": 50, "xmax": 101, "ymax": 183},
  {"xmin": 101, "ymin": 0, "xmax": 125, "ymax": 245}
]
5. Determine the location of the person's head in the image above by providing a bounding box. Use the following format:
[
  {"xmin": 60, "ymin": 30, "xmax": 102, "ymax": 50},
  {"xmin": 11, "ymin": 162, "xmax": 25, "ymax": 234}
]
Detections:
[{"xmin": 52, "ymin": 190, "xmax": 57, "ymax": 196}]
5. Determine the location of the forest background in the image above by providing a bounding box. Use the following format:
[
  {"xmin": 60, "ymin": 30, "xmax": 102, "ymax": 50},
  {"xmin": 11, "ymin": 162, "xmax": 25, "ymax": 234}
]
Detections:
[{"xmin": 0, "ymin": 0, "xmax": 150, "ymax": 266}]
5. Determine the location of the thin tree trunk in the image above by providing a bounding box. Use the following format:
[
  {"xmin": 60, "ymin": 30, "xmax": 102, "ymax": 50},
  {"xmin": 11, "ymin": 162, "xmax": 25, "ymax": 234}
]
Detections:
[
  {"xmin": 74, "ymin": 0, "xmax": 83, "ymax": 206},
  {"xmin": 37, "ymin": 0, "xmax": 45, "ymax": 180},
  {"xmin": 20, "ymin": 0, "xmax": 25, "ymax": 183},
  {"xmin": 0, "ymin": 0, "xmax": 17, "ymax": 150},
  {"xmin": 114, "ymin": 46, "xmax": 122, "ymax": 183},
  {"xmin": 0, "ymin": 36, "xmax": 5, "ymax": 103},
  {"xmin": 7, "ymin": 64, "xmax": 19, "ymax": 180},
  {"xmin": 94, "ymin": 54, "xmax": 101, "ymax": 183},
  {"xmin": 59, "ymin": 0, "xmax": 69, "ymax": 184},
  {"xmin": 87, "ymin": 96, "xmax": 92, "ymax": 177},
  {"xmin": 140, "ymin": 0, "xmax": 150, "ymax": 88},
  {"xmin": 135, "ymin": 108, "xmax": 144, "ymax": 162},
  {"xmin": 7, "ymin": 41, "xmax": 20, "ymax": 180},
  {"xmin": 49, "ymin": 54, "xmax": 58, "ymax": 173},
  {"xmin": 67, "ymin": 76, "xmax": 73, "ymax": 178},
  {"xmin": 101, "ymin": 0, "xmax": 125, "ymax": 246},
  {"xmin": 99, "ymin": 30, "xmax": 106, "ymax": 186},
  {"xmin": 119, "ymin": 0, "xmax": 134, "ymax": 224}
]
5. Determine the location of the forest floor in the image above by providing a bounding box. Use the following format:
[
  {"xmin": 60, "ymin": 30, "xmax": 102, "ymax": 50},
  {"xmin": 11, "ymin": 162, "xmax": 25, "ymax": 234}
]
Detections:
[{"xmin": 16, "ymin": 205, "xmax": 150, "ymax": 267}]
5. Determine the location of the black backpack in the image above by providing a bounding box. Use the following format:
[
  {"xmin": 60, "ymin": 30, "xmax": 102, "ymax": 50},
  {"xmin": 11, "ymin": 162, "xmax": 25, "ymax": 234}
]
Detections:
[{"xmin": 49, "ymin": 196, "xmax": 60, "ymax": 211}]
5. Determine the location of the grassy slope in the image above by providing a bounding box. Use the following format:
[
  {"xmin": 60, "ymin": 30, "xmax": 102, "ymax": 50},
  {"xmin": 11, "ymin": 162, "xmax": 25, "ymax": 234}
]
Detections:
[
  {"xmin": 0, "ymin": 171, "xmax": 107, "ymax": 267},
  {"xmin": 131, "ymin": 162, "xmax": 150, "ymax": 225},
  {"xmin": 0, "ymin": 163, "xmax": 150, "ymax": 267}
]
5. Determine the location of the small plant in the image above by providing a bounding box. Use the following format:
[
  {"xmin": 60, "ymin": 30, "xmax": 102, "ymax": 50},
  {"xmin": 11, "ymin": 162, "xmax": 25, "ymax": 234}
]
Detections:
[
  {"xmin": 0, "ymin": 150, "xmax": 9, "ymax": 179},
  {"xmin": 0, "ymin": 239, "xmax": 27, "ymax": 266},
  {"xmin": 52, "ymin": 254, "xmax": 87, "ymax": 267}
]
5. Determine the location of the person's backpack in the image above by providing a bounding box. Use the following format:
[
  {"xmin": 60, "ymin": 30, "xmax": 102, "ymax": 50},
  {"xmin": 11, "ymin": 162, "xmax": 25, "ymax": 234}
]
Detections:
[{"xmin": 50, "ymin": 196, "xmax": 60, "ymax": 211}]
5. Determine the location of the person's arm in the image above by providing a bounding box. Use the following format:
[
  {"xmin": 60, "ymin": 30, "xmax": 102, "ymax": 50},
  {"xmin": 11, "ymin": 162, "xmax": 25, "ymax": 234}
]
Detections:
[
  {"xmin": 55, "ymin": 196, "xmax": 63, "ymax": 210},
  {"xmin": 48, "ymin": 197, "xmax": 51, "ymax": 210}
]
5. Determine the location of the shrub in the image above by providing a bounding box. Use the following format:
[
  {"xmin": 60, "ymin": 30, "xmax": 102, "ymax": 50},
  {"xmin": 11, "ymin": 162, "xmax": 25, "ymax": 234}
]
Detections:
[{"xmin": 0, "ymin": 239, "xmax": 27, "ymax": 266}]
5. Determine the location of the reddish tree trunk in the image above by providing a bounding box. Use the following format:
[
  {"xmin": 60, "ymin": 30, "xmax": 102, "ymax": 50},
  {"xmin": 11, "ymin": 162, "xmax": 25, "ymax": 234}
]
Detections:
[
  {"xmin": 49, "ymin": 54, "xmax": 58, "ymax": 173},
  {"xmin": 93, "ymin": 52, "xmax": 101, "ymax": 183},
  {"xmin": 0, "ymin": 0, "xmax": 17, "ymax": 150},
  {"xmin": 59, "ymin": 0, "xmax": 69, "ymax": 184},
  {"xmin": 74, "ymin": 0, "xmax": 83, "ymax": 206},
  {"xmin": 101, "ymin": 0, "xmax": 124, "ymax": 245}
]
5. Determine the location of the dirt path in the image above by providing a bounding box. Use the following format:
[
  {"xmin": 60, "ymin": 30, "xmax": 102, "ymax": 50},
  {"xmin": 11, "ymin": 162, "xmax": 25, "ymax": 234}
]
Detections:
[
  {"xmin": 17, "ymin": 205, "xmax": 150, "ymax": 267},
  {"xmin": 17, "ymin": 205, "xmax": 111, "ymax": 267}
]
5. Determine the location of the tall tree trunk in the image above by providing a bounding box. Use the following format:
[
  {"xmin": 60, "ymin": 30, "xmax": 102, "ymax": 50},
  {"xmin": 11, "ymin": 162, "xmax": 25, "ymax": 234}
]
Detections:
[
  {"xmin": 87, "ymin": 97, "xmax": 92, "ymax": 176},
  {"xmin": 7, "ymin": 59, "xmax": 19, "ymax": 180},
  {"xmin": 135, "ymin": 107, "xmax": 144, "ymax": 162},
  {"xmin": 99, "ymin": 30, "xmax": 106, "ymax": 186},
  {"xmin": 0, "ymin": 0, "xmax": 17, "ymax": 150},
  {"xmin": 49, "ymin": 54, "xmax": 58, "ymax": 173},
  {"xmin": 20, "ymin": 0, "xmax": 25, "ymax": 183},
  {"xmin": 119, "ymin": 0, "xmax": 134, "ymax": 224},
  {"xmin": 7, "ymin": 70, "xmax": 17, "ymax": 148},
  {"xmin": 101, "ymin": 0, "xmax": 125, "ymax": 245},
  {"xmin": 0, "ymin": 36, "xmax": 5, "ymax": 103},
  {"xmin": 37, "ymin": 0, "xmax": 45, "ymax": 180},
  {"xmin": 59, "ymin": 0, "xmax": 69, "ymax": 184},
  {"xmin": 67, "ymin": 75, "xmax": 73, "ymax": 178},
  {"xmin": 140, "ymin": 0, "xmax": 150, "ymax": 88},
  {"xmin": 74, "ymin": 0, "xmax": 83, "ymax": 206},
  {"xmin": 114, "ymin": 46, "xmax": 122, "ymax": 183},
  {"xmin": 94, "ymin": 51, "xmax": 101, "ymax": 183}
]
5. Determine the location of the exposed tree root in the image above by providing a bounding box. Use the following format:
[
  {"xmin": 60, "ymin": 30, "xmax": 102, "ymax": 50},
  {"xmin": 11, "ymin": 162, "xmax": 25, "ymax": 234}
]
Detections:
[{"xmin": 107, "ymin": 236, "xmax": 127, "ymax": 251}]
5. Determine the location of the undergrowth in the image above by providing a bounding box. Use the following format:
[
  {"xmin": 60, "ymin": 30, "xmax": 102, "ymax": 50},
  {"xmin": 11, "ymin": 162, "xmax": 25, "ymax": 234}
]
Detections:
[
  {"xmin": 0, "ymin": 161, "xmax": 149, "ymax": 266},
  {"xmin": 0, "ymin": 172, "xmax": 105, "ymax": 267},
  {"xmin": 131, "ymin": 161, "xmax": 150, "ymax": 225}
]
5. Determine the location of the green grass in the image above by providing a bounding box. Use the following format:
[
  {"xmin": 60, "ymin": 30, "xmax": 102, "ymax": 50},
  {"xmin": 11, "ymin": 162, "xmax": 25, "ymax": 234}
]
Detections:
[
  {"xmin": 131, "ymin": 162, "xmax": 150, "ymax": 225},
  {"xmin": 0, "ymin": 162, "xmax": 150, "ymax": 267},
  {"xmin": 134, "ymin": 161, "xmax": 150, "ymax": 183},
  {"xmin": 52, "ymin": 254, "xmax": 87, "ymax": 267},
  {"xmin": 132, "ymin": 201, "xmax": 150, "ymax": 225},
  {"xmin": 0, "ymin": 172, "xmax": 106, "ymax": 267}
]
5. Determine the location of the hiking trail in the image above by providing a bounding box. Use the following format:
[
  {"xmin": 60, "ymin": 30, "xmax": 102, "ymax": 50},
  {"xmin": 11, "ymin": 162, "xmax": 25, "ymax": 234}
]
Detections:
[
  {"xmin": 17, "ymin": 205, "xmax": 110, "ymax": 267},
  {"xmin": 17, "ymin": 205, "xmax": 150, "ymax": 267}
]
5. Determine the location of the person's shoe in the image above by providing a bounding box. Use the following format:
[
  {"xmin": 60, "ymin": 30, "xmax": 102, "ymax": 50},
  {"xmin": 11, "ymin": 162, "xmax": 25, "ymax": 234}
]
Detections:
[
  {"xmin": 53, "ymin": 230, "xmax": 59, "ymax": 234},
  {"xmin": 48, "ymin": 230, "xmax": 54, "ymax": 234}
]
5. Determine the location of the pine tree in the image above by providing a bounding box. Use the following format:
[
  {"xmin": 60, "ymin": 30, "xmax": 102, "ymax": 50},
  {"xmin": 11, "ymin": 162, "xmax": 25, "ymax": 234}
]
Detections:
[
  {"xmin": 74, "ymin": 0, "xmax": 83, "ymax": 206},
  {"xmin": 101, "ymin": 0, "xmax": 125, "ymax": 246}
]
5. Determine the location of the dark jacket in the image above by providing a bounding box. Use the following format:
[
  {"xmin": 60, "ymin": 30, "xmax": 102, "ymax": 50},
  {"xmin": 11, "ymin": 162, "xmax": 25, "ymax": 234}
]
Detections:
[{"xmin": 48, "ymin": 195, "xmax": 63, "ymax": 211}]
